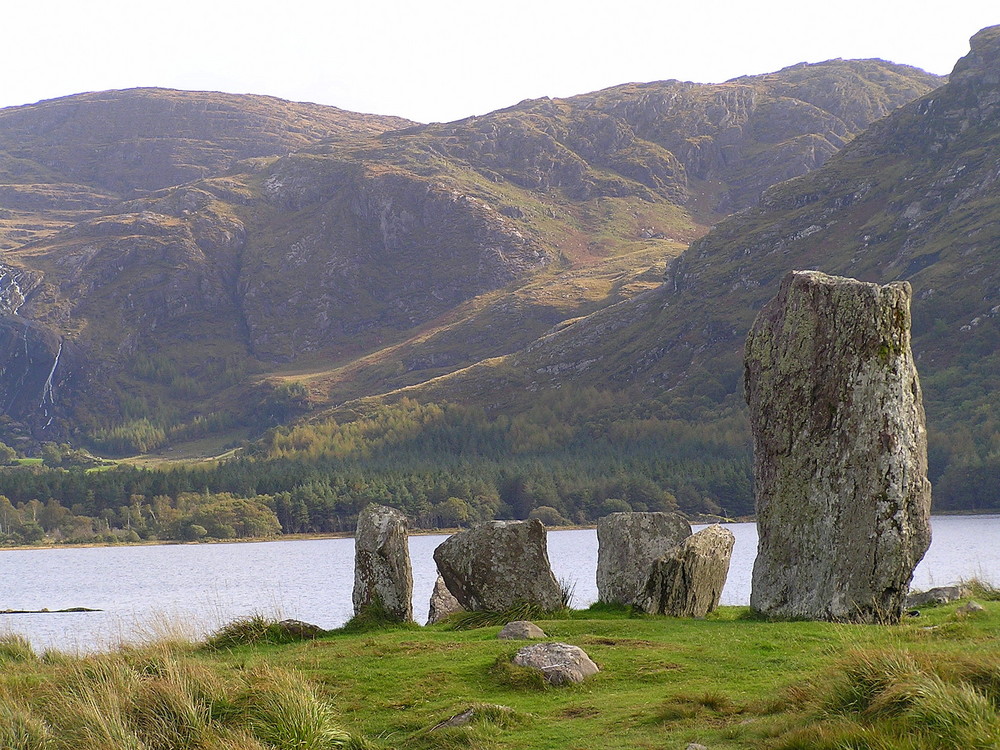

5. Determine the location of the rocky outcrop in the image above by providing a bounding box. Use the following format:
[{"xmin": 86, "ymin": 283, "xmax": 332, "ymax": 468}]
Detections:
[
  {"xmin": 427, "ymin": 575, "xmax": 464, "ymax": 624},
  {"xmin": 352, "ymin": 504, "xmax": 413, "ymax": 622},
  {"xmin": 497, "ymin": 621, "xmax": 547, "ymax": 640},
  {"xmin": 745, "ymin": 271, "xmax": 932, "ymax": 623},
  {"xmin": 432, "ymin": 520, "xmax": 563, "ymax": 612},
  {"xmin": 640, "ymin": 524, "xmax": 735, "ymax": 617},
  {"xmin": 596, "ymin": 512, "xmax": 692, "ymax": 605},
  {"xmin": 511, "ymin": 642, "xmax": 599, "ymax": 685}
]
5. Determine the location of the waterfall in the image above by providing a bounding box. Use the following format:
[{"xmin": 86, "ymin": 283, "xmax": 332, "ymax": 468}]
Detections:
[{"xmin": 39, "ymin": 340, "xmax": 63, "ymax": 427}]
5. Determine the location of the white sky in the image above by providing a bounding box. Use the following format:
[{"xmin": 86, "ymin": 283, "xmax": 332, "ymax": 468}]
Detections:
[{"xmin": 3, "ymin": 1, "xmax": 997, "ymax": 124}]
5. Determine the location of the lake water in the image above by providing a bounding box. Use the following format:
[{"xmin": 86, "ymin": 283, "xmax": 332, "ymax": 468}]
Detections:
[{"xmin": 1, "ymin": 515, "xmax": 997, "ymax": 653}]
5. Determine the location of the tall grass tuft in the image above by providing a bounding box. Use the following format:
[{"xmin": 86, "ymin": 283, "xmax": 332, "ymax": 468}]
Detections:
[
  {"xmin": 0, "ymin": 634, "xmax": 38, "ymax": 664},
  {"xmin": 0, "ymin": 643, "xmax": 355, "ymax": 750},
  {"xmin": 233, "ymin": 665, "xmax": 350, "ymax": 749},
  {"xmin": 0, "ymin": 700, "xmax": 51, "ymax": 750},
  {"xmin": 773, "ymin": 649, "xmax": 1000, "ymax": 749}
]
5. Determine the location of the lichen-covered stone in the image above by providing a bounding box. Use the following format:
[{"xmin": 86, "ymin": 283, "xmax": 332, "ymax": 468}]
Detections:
[
  {"xmin": 641, "ymin": 524, "xmax": 735, "ymax": 617},
  {"xmin": 597, "ymin": 512, "xmax": 692, "ymax": 605},
  {"xmin": 427, "ymin": 574, "xmax": 464, "ymax": 624},
  {"xmin": 744, "ymin": 270, "xmax": 932, "ymax": 623},
  {"xmin": 432, "ymin": 520, "xmax": 563, "ymax": 612},
  {"xmin": 352, "ymin": 503, "xmax": 413, "ymax": 622},
  {"xmin": 497, "ymin": 620, "xmax": 547, "ymax": 640},
  {"xmin": 511, "ymin": 642, "xmax": 599, "ymax": 685}
]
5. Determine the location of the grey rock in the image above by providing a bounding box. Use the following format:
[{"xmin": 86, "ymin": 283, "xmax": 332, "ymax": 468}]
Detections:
[
  {"xmin": 352, "ymin": 503, "xmax": 413, "ymax": 622},
  {"xmin": 430, "ymin": 705, "xmax": 515, "ymax": 731},
  {"xmin": 956, "ymin": 601, "xmax": 986, "ymax": 616},
  {"xmin": 433, "ymin": 520, "xmax": 563, "ymax": 612},
  {"xmin": 641, "ymin": 524, "xmax": 735, "ymax": 617},
  {"xmin": 686, "ymin": 745, "xmax": 710, "ymax": 750},
  {"xmin": 745, "ymin": 271, "xmax": 932, "ymax": 623},
  {"xmin": 597, "ymin": 512, "xmax": 692, "ymax": 605},
  {"xmin": 498, "ymin": 620, "xmax": 547, "ymax": 640},
  {"xmin": 511, "ymin": 642, "xmax": 599, "ymax": 685},
  {"xmin": 905, "ymin": 585, "xmax": 971, "ymax": 608},
  {"xmin": 427, "ymin": 574, "xmax": 464, "ymax": 624}
]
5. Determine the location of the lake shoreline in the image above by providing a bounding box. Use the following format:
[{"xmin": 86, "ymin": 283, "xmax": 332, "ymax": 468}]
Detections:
[{"xmin": 0, "ymin": 509, "xmax": 992, "ymax": 553}]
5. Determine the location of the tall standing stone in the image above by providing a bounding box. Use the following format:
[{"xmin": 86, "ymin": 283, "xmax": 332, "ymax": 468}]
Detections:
[
  {"xmin": 352, "ymin": 503, "xmax": 413, "ymax": 622},
  {"xmin": 640, "ymin": 524, "xmax": 735, "ymax": 617},
  {"xmin": 596, "ymin": 512, "xmax": 692, "ymax": 605},
  {"xmin": 433, "ymin": 520, "xmax": 563, "ymax": 612},
  {"xmin": 744, "ymin": 270, "xmax": 932, "ymax": 623}
]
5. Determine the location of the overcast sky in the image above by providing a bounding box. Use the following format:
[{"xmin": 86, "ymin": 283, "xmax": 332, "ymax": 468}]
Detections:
[{"xmin": 4, "ymin": 1, "xmax": 996, "ymax": 123}]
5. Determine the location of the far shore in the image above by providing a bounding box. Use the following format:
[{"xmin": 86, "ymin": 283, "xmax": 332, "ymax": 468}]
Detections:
[{"xmin": 0, "ymin": 510, "xmax": 992, "ymax": 553}]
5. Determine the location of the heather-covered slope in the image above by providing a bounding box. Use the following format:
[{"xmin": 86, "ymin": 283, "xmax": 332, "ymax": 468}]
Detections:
[
  {"xmin": 0, "ymin": 88, "xmax": 413, "ymax": 249},
  {"xmin": 396, "ymin": 26, "xmax": 999, "ymax": 509},
  {"xmin": 0, "ymin": 61, "xmax": 940, "ymax": 450}
]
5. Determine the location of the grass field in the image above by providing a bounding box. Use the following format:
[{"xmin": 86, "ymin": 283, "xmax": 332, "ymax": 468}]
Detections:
[{"xmin": 3, "ymin": 595, "xmax": 998, "ymax": 749}]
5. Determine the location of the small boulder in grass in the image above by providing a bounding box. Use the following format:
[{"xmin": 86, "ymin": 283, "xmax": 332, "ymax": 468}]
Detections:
[
  {"xmin": 497, "ymin": 620, "xmax": 546, "ymax": 640},
  {"xmin": 512, "ymin": 642, "xmax": 599, "ymax": 685},
  {"xmin": 957, "ymin": 601, "xmax": 986, "ymax": 617},
  {"xmin": 276, "ymin": 619, "xmax": 325, "ymax": 640}
]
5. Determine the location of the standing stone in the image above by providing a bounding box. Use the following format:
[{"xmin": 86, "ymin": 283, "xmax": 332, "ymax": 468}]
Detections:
[
  {"xmin": 597, "ymin": 512, "xmax": 692, "ymax": 606},
  {"xmin": 352, "ymin": 503, "xmax": 413, "ymax": 622},
  {"xmin": 640, "ymin": 524, "xmax": 735, "ymax": 617},
  {"xmin": 427, "ymin": 575, "xmax": 464, "ymax": 624},
  {"xmin": 744, "ymin": 271, "xmax": 932, "ymax": 623},
  {"xmin": 433, "ymin": 520, "xmax": 563, "ymax": 612}
]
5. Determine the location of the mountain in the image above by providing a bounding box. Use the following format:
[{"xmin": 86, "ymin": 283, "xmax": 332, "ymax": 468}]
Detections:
[
  {"xmin": 0, "ymin": 63, "xmax": 940, "ymax": 453},
  {"xmin": 389, "ymin": 26, "xmax": 1000, "ymax": 511},
  {"xmin": 0, "ymin": 88, "xmax": 413, "ymax": 250}
]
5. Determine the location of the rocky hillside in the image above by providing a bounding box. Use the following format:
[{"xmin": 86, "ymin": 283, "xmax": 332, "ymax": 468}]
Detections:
[
  {"xmin": 0, "ymin": 88, "xmax": 413, "ymax": 249},
  {"xmin": 0, "ymin": 62, "xmax": 940, "ymax": 450},
  {"xmin": 399, "ymin": 26, "xmax": 999, "ymax": 508}
]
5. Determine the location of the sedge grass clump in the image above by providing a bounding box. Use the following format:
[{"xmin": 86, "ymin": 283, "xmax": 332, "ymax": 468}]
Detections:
[
  {"xmin": 0, "ymin": 644, "xmax": 355, "ymax": 750},
  {"xmin": 230, "ymin": 665, "xmax": 350, "ymax": 750},
  {"xmin": 0, "ymin": 634, "xmax": 38, "ymax": 664},
  {"xmin": 203, "ymin": 614, "xmax": 312, "ymax": 649},
  {"xmin": 770, "ymin": 649, "xmax": 1000, "ymax": 749},
  {"xmin": 0, "ymin": 700, "xmax": 51, "ymax": 750},
  {"xmin": 962, "ymin": 577, "xmax": 1000, "ymax": 602}
]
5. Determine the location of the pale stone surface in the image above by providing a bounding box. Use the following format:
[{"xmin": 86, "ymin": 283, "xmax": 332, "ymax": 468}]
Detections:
[
  {"xmin": 433, "ymin": 520, "xmax": 563, "ymax": 612},
  {"xmin": 352, "ymin": 503, "xmax": 413, "ymax": 622},
  {"xmin": 497, "ymin": 620, "xmax": 547, "ymax": 640},
  {"xmin": 427, "ymin": 574, "xmax": 464, "ymax": 624},
  {"xmin": 512, "ymin": 642, "xmax": 599, "ymax": 685},
  {"xmin": 957, "ymin": 601, "xmax": 986, "ymax": 616},
  {"xmin": 745, "ymin": 270, "xmax": 932, "ymax": 623},
  {"xmin": 905, "ymin": 585, "xmax": 971, "ymax": 608},
  {"xmin": 641, "ymin": 524, "xmax": 735, "ymax": 617},
  {"xmin": 596, "ymin": 512, "xmax": 692, "ymax": 605}
]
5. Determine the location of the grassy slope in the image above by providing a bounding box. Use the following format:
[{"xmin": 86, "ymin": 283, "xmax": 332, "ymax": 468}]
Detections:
[{"xmin": 217, "ymin": 599, "xmax": 999, "ymax": 749}]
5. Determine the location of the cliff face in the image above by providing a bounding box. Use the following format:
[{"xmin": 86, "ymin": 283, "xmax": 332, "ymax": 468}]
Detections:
[{"xmin": 0, "ymin": 61, "xmax": 941, "ymax": 444}]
